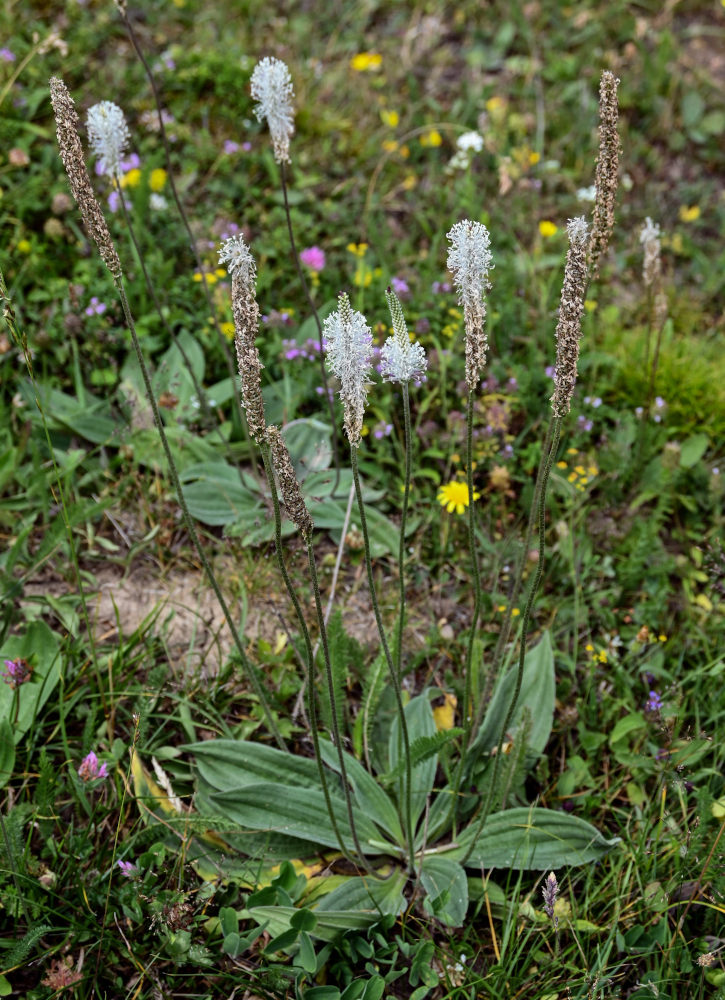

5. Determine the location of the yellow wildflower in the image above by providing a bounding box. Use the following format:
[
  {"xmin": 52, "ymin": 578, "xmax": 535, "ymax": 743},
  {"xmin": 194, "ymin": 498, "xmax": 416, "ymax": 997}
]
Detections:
[
  {"xmin": 350, "ymin": 52, "xmax": 382, "ymax": 72},
  {"xmin": 678, "ymin": 205, "xmax": 700, "ymax": 222},
  {"xmin": 120, "ymin": 168, "xmax": 142, "ymax": 189},
  {"xmin": 347, "ymin": 243, "xmax": 368, "ymax": 257},
  {"xmin": 584, "ymin": 299, "xmax": 597, "ymax": 312},
  {"xmin": 220, "ymin": 321, "xmax": 235, "ymax": 340},
  {"xmin": 539, "ymin": 220, "xmax": 558, "ymax": 238},
  {"xmin": 17, "ymin": 239, "xmax": 31, "ymax": 254},
  {"xmin": 437, "ymin": 480, "xmax": 480, "ymax": 515},
  {"xmin": 528, "ymin": 150, "xmax": 541, "ymax": 165},
  {"xmin": 380, "ymin": 109, "xmax": 399, "ymax": 127},
  {"xmin": 556, "ymin": 461, "xmax": 568, "ymax": 469},
  {"xmin": 420, "ymin": 129, "xmax": 443, "ymax": 147},
  {"xmin": 382, "ymin": 139, "xmax": 399, "ymax": 153},
  {"xmin": 149, "ymin": 168, "xmax": 168, "ymax": 191}
]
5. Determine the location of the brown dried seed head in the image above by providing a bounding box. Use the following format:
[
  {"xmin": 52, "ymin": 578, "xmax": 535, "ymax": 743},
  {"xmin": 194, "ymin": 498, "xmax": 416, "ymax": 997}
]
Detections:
[
  {"xmin": 49, "ymin": 77, "xmax": 122, "ymax": 279},
  {"xmin": 267, "ymin": 426, "xmax": 314, "ymax": 540},
  {"xmin": 231, "ymin": 269, "xmax": 267, "ymax": 443},
  {"xmin": 588, "ymin": 71, "xmax": 621, "ymax": 277},
  {"xmin": 551, "ymin": 218, "xmax": 589, "ymax": 417}
]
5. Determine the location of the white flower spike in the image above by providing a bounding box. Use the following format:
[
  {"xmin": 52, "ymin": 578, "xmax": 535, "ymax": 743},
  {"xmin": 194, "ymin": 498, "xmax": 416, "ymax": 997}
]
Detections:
[
  {"xmin": 381, "ymin": 287, "xmax": 427, "ymax": 385},
  {"xmin": 250, "ymin": 57, "xmax": 295, "ymax": 164},
  {"xmin": 446, "ymin": 220, "xmax": 494, "ymax": 388},
  {"xmin": 86, "ymin": 101, "xmax": 130, "ymax": 179},
  {"xmin": 324, "ymin": 292, "xmax": 373, "ymax": 447}
]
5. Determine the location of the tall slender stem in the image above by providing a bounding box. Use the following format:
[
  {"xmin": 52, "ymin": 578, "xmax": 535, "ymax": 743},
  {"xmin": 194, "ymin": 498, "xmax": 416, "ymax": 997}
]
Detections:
[
  {"xmin": 394, "ymin": 383, "xmax": 412, "ymax": 679},
  {"xmin": 115, "ymin": 278, "xmax": 284, "ymax": 748},
  {"xmin": 460, "ymin": 417, "xmax": 562, "ymax": 866},
  {"xmin": 259, "ymin": 445, "xmax": 368, "ymax": 868},
  {"xmin": 117, "ymin": 6, "xmax": 259, "ymax": 478},
  {"xmin": 350, "ymin": 447, "xmax": 414, "ymax": 870},
  {"xmin": 279, "ymin": 163, "xmax": 342, "ymax": 497}
]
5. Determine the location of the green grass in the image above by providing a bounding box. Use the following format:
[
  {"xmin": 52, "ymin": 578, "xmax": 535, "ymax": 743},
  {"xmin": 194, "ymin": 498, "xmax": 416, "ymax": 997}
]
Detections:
[{"xmin": 1, "ymin": 0, "xmax": 724, "ymax": 997}]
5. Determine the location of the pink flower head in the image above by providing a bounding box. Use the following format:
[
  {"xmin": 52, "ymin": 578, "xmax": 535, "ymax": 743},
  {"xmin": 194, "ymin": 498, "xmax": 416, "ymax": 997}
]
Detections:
[
  {"xmin": 78, "ymin": 751, "xmax": 109, "ymax": 782},
  {"xmin": 299, "ymin": 246, "xmax": 326, "ymax": 272},
  {"xmin": 2, "ymin": 658, "xmax": 32, "ymax": 687},
  {"xmin": 117, "ymin": 859, "xmax": 139, "ymax": 878}
]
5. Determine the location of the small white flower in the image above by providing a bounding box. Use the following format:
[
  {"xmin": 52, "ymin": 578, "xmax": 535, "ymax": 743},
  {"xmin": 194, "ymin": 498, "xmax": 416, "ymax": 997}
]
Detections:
[
  {"xmin": 576, "ymin": 184, "xmax": 597, "ymax": 203},
  {"xmin": 149, "ymin": 193, "xmax": 168, "ymax": 211},
  {"xmin": 456, "ymin": 131, "xmax": 484, "ymax": 153},
  {"xmin": 218, "ymin": 234, "xmax": 255, "ymax": 277},
  {"xmin": 324, "ymin": 292, "xmax": 373, "ymax": 446},
  {"xmin": 250, "ymin": 57, "xmax": 295, "ymax": 164},
  {"xmin": 566, "ymin": 216, "xmax": 589, "ymax": 246},
  {"xmin": 380, "ymin": 287, "xmax": 427, "ymax": 384},
  {"xmin": 86, "ymin": 101, "xmax": 130, "ymax": 178}
]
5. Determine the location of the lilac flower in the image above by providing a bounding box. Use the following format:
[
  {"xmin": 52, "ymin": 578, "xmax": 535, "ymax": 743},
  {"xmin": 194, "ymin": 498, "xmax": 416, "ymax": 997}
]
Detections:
[
  {"xmin": 2, "ymin": 658, "xmax": 32, "ymax": 687},
  {"xmin": 431, "ymin": 280, "xmax": 451, "ymax": 294},
  {"xmin": 373, "ymin": 421, "xmax": 393, "ymax": 439},
  {"xmin": 299, "ymin": 246, "xmax": 326, "ymax": 271},
  {"xmin": 117, "ymin": 859, "xmax": 139, "ymax": 878},
  {"xmin": 390, "ymin": 275, "xmax": 410, "ymax": 297},
  {"xmin": 0, "ymin": 48, "xmax": 16, "ymax": 63},
  {"xmin": 78, "ymin": 751, "xmax": 109, "ymax": 782},
  {"xmin": 506, "ymin": 376, "xmax": 518, "ymax": 391},
  {"xmin": 107, "ymin": 190, "xmax": 131, "ymax": 213},
  {"xmin": 545, "ymin": 365, "xmax": 556, "ymax": 379},
  {"xmin": 645, "ymin": 690, "xmax": 662, "ymax": 713},
  {"xmin": 85, "ymin": 296, "xmax": 107, "ymax": 317},
  {"xmin": 224, "ymin": 139, "xmax": 241, "ymax": 154},
  {"xmin": 577, "ymin": 415, "xmax": 593, "ymax": 432}
]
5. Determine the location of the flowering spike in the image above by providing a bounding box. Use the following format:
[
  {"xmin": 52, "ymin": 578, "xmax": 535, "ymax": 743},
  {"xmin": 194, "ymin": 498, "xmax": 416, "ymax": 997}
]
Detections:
[
  {"xmin": 542, "ymin": 871, "xmax": 559, "ymax": 929},
  {"xmin": 639, "ymin": 217, "xmax": 661, "ymax": 288},
  {"xmin": 323, "ymin": 292, "xmax": 373, "ymax": 447},
  {"xmin": 267, "ymin": 426, "xmax": 314, "ymax": 540},
  {"xmin": 250, "ymin": 57, "xmax": 295, "ymax": 164},
  {"xmin": 381, "ymin": 286, "xmax": 427, "ymax": 384},
  {"xmin": 219, "ymin": 234, "xmax": 267, "ymax": 442},
  {"xmin": 588, "ymin": 71, "xmax": 621, "ymax": 276},
  {"xmin": 446, "ymin": 220, "xmax": 494, "ymax": 389},
  {"xmin": 550, "ymin": 217, "xmax": 589, "ymax": 417},
  {"xmin": 86, "ymin": 101, "xmax": 130, "ymax": 179}
]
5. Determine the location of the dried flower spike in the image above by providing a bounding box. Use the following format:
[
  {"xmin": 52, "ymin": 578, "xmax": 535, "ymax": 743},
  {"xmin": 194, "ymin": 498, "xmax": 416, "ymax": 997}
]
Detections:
[
  {"xmin": 639, "ymin": 217, "xmax": 661, "ymax": 289},
  {"xmin": 250, "ymin": 57, "xmax": 295, "ymax": 164},
  {"xmin": 50, "ymin": 77, "xmax": 123, "ymax": 278},
  {"xmin": 551, "ymin": 217, "xmax": 589, "ymax": 417},
  {"xmin": 542, "ymin": 871, "xmax": 559, "ymax": 927},
  {"xmin": 381, "ymin": 286, "xmax": 427, "ymax": 384},
  {"xmin": 86, "ymin": 101, "xmax": 130, "ymax": 179},
  {"xmin": 324, "ymin": 292, "xmax": 373, "ymax": 447},
  {"xmin": 588, "ymin": 70, "xmax": 621, "ymax": 276},
  {"xmin": 219, "ymin": 235, "xmax": 267, "ymax": 443},
  {"xmin": 446, "ymin": 220, "xmax": 494, "ymax": 389},
  {"xmin": 267, "ymin": 426, "xmax": 314, "ymax": 540}
]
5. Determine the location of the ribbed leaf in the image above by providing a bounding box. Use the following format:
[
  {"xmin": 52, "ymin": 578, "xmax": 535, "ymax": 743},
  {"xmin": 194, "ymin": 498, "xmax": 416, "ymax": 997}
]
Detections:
[
  {"xmin": 314, "ymin": 867, "xmax": 407, "ymax": 917},
  {"xmin": 210, "ymin": 782, "xmax": 382, "ymax": 856},
  {"xmin": 389, "ymin": 693, "xmax": 437, "ymax": 831},
  {"xmin": 442, "ymin": 807, "xmax": 620, "ymax": 870},
  {"xmin": 420, "ymin": 856, "xmax": 468, "ymax": 927},
  {"xmin": 353, "ymin": 650, "xmax": 386, "ymax": 769},
  {"xmin": 184, "ymin": 740, "xmax": 330, "ymax": 793},
  {"xmin": 318, "ymin": 741, "xmax": 404, "ymax": 848}
]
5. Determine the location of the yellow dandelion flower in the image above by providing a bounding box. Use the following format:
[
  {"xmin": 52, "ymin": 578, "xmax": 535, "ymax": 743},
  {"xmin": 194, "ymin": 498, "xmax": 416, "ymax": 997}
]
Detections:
[
  {"xmin": 567, "ymin": 447, "xmax": 578, "ymax": 455},
  {"xmin": 402, "ymin": 174, "xmax": 417, "ymax": 190},
  {"xmin": 497, "ymin": 604, "xmax": 507, "ymax": 613},
  {"xmin": 556, "ymin": 461, "xmax": 568, "ymax": 469},
  {"xmin": 380, "ymin": 109, "xmax": 399, "ymax": 127},
  {"xmin": 584, "ymin": 299, "xmax": 598, "ymax": 312},
  {"xmin": 528, "ymin": 150, "xmax": 541, "ymax": 165},
  {"xmin": 598, "ymin": 650, "xmax": 608, "ymax": 663},
  {"xmin": 437, "ymin": 480, "xmax": 480, "ymax": 515},
  {"xmin": 220, "ymin": 321, "xmax": 235, "ymax": 340},
  {"xmin": 511, "ymin": 608, "xmax": 521, "ymax": 617},
  {"xmin": 567, "ymin": 472, "xmax": 577, "ymax": 483},
  {"xmin": 350, "ymin": 52, "xmax": 382, "ymax": 72},
  {"xmin": 658, "ymin": 634, "xmax": 667, "ymax": 642},
  {"xmin": 214, "ymin": 268, "xmax": 227, "ymax": 278},
  {"xmin": 347, "ymin": 243, "xmax": 368, "ymax": 257},
  {"xmin": 382, "ymin": 139, "xmax": 399, "ymax": 153},
  {"xmin": 574, "ymin": 465, "xmax": 586, "ymax": 475},
  {"xmin": 679, "ymin": 205, "xmax": 700, "ymax": 222},
  {"xmin": 486, "ymin": 96, "xmax": 505, "ymax": 112},
  {"xmin": 539, "ymin": 220, "xmax": 558, "ymax": 238},
  {"xmin": 17, "ymin": 238, "xmax": 31, "ymax": 254},
  {"xmin": 149, "ymin": 168, "xmax": 168, "ymax": 192},
  {"xmin": 587, "ymin": 465, "xmax": 598, "ymax": 476},
  {"xmin": 193, "ymin": 271, "xmax": 217, "ymax": 285},
  {"xmin": 584, "ymin": 644, "xmax": 594, "ymax": 653},
  {"xmin": 120, "ymin": 167, "xmax": 142, "ymax": 189}
]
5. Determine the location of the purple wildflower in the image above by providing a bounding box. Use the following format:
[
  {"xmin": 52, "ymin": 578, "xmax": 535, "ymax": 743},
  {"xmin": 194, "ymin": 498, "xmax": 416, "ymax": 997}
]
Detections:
[
  {"xmin": 224, "ymin": 139, "xmax": 240, "ymax": 154},
  {"xmin": 545, "ymin": 365, "xmax": 556, "ymax": 379},
  {"xmin": 645, "ymin": 690, "xmax": 662, "ymax": 713},
  {"xmin": 117, "ymin": 859, "xmax": 139, "ymax": 878},
  {"xmin": 431, "ymin": 280, "xmax": 451, "ymax": 294},
  {"xmin": 390, "ymin": 276, "xmax": 410, "ymax": 297},
  {"xmin": 78, "ymin": 752, "xmax": 109, "ymax": 782},
  {"xmin": 373, "ymin": 421, "xmax": 393, "ymax": 439},
  {"xmin": 1, "ymin": 658, "xmax": 32, "ymax": 687},
  {"xmin": 0, "ymin": 48, "xmax": 16, "ymax": 63},
  {"xmin": 577, "ymin": 415, "xmax": 593, "ymax": 432},
  {"xmin": 299, "ymin": 246, "xmax": 326, "ymax": 272},
  {"xmin": 85, "ymin": 297, "xmax": 107, "ymax": 317}
]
